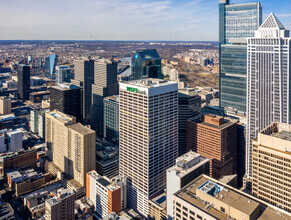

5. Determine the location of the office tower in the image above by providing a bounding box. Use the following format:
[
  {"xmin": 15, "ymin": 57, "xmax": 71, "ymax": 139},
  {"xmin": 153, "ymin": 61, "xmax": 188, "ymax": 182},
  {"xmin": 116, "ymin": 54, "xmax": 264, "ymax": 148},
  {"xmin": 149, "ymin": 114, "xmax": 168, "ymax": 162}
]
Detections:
[
  {"xmin": 17, "ymin": 64, "xmax": 30, "ymax": 100},
  {"xmin": 131, "ymin": 49, "xmax": 163, "ymax": 80},
  {"xmin": 219, "ymin": 0, "xmax": 262, "ymax": 113},
  {"xmin": 73, "ymin": 58, "xmax": 95, "ymax": 122},
  {"xmin": 186, "ymin": 114, "xmax": 237, "ymax": 179},
  {"xmin": 55, "ymin": 65, "xmax": 71, "ymax": 84},
  {"xmin": 50, "ymin": 83, "xmax": 83, "ymax": 123},
  {"xmin": 252, "ymin": 122, "xmax": 291, "ymax": 212},
  {"xmin": 166, "ymin": 151, "xmax": 209, "ymax": 219},
  {"xmin": 45, "ymin": 188, "xmax": 75, "ymax": 220},
  {"xmin": 45, "ymin": 54, "xmax": 57, "ymax": 77},
  {"xmin": 172, "ymin": 174, "xmax": 291, "ymax": 220},
  {"xmin": 0, "ymin": 128, "xmax": 22, "ymax": 152},
  {"xmin": 237, "ymin": 123, "xmax": 246, "ymax": 187},
  {"xmin": 246, "ymin": 13, "xmax": 291, "ymax": 176},
  {"xmin": 91, "ymin": 59, "xmax": 118, "ymax": 136},
  {"xmin": 0, "ymin": 97, "xmax": 11, "ymax": 115},
  {"xmin": 86, "ymin": 171, "xmax": 127, "ymax": 217},
  {"xmin": 178, "ymin": 88, "xmax": 201, "ymax": 156},
  {"xmin": 45, "ymin": 110, "xmax": 95, "ymax": 186},
  {"xmin": 103, "ymin": 95, "xmax": 119, "ymax": 142},
  {"xmin": 119, "ymin": 79, "xmax": 178, "ymax": 216}
]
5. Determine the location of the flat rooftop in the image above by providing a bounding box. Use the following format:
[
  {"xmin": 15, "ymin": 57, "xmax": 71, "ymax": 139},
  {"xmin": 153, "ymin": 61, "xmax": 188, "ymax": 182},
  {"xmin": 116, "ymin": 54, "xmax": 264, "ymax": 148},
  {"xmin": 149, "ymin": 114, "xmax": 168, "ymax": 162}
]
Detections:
[
  {"xmin": 150, "ymin": 192, "xmax": 166, "ymax": 209},
  {"xmin": 122, "ymin": 78, "xmax": 177, "ymax": 88},
  {"xmin": 189, "ymin": 117, "xmax": 236, "ymax": 130},
  {"xmin": 51, "ymin": 83, "xmax": 80, "ymax": 91},
  {"xmin": 48, "ymin": 111, "xmax": 73, "ymax": 123},
  {"xmin": 68, "ymin": 123, "xmax": 95, "ymax": 135},
  {"xmin": 272, "ymin": 130, "xmax": 291, "ymax": 141}
]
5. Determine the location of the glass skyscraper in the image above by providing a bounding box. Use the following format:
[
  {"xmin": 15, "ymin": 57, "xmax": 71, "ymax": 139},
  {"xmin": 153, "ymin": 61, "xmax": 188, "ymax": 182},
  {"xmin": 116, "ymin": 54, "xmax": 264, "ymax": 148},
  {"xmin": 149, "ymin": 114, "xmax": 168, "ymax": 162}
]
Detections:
[
  {"xmin": 56, "ymin": 65, "xmax": 71, "ymax": 84},
  {"xmin": 131, "ymin": 49, "xmax": 163, "ymax": 80},
  {"xmin": 45, "ymin": 54, "xmax": 57, "ymax": 77},
  {"xmin": 219, "ymin": 0, "xmax": 262, "ymax": 113}
]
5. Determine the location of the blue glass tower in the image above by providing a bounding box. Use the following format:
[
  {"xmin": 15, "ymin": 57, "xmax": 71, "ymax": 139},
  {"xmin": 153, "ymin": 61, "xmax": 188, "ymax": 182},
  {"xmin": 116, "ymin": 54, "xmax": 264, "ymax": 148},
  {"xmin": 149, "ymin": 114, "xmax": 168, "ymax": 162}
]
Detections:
[
  {"xmin": 131, "ymin": 49, "xmax": 163, "ymax": 80},
  {"xmin": 45, "ymin": 54, "xmax": 57, "ymax": 77},
  {"xmin": 219, "ymin": 1, "xmax": 262, "ymax": 113}
]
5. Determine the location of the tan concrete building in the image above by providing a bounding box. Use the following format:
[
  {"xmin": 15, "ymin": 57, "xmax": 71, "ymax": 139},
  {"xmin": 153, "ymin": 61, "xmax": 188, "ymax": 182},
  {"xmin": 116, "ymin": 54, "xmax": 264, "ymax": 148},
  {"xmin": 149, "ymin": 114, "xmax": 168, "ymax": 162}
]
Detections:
[
  {"xmin": 252, "ymin": 122, "xmax": 291, "ymax": 212},
  {"xmin": 173, "ymin": 175, "xmax": 291, "ymax": 220},
  {"xmin": 45, "ymin": 110, "xmax": 95, "ymax": 186},
  {"xmin": 45, "ymin": 188, "xmax": 75, "ymax": 220},
  {"xmin": 0, "ymin": 97, "xmax": 11, "ymax": 115}
]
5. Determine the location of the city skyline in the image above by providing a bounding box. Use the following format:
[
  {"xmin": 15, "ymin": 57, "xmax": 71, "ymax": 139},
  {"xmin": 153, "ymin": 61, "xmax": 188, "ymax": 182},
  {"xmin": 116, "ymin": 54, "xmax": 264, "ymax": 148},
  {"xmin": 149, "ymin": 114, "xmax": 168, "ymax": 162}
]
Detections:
[{"xmin": 0, "ymin": 0, "xmax": 291, "ymax": 41}]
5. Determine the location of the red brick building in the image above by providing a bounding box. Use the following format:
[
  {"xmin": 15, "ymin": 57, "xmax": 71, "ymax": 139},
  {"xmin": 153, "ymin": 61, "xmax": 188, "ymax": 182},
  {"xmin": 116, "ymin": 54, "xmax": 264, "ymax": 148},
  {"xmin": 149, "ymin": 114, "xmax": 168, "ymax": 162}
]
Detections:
[{"xmin": 186, "ymin": 114, "xmax": 237, "ymax": 179}]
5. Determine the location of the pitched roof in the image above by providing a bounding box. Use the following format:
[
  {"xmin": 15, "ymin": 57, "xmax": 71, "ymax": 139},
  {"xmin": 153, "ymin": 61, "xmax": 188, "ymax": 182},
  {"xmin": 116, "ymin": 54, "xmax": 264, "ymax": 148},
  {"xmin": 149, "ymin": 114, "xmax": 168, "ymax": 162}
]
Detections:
[{"xmin": 260, "ymin": 13, "xmax": 285, "ymax": 30}]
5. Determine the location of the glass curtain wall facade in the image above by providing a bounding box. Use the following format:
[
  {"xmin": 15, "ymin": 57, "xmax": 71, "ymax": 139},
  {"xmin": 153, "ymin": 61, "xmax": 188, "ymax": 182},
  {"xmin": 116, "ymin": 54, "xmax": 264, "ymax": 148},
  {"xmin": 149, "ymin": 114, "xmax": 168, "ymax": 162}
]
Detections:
[{"xmin": 219, "ymin": 1, "xmax": 262, "ymax": 113}]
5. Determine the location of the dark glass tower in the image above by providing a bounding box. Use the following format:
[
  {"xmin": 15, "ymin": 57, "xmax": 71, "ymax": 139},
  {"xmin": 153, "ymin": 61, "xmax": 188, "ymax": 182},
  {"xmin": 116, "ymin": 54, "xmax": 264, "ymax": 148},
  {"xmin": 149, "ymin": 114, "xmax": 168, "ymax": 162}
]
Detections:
[
  {"xmin": 219, "ymin": 1, "xmax": 262, "ymax": 113},
  {"xmin": 103, "ymin": 95, "xmax": 119, "ymax": 142},
  {"xmin": 131, "ymin": 49, "xmax": 163, "ymax": 80},
  {"xmin": 17, "ymin": 64, "xmax": 30, "ymax": 100},
  {"xmin": 49, "ymin": 84, "xmax": 83, "ymax": 123}
]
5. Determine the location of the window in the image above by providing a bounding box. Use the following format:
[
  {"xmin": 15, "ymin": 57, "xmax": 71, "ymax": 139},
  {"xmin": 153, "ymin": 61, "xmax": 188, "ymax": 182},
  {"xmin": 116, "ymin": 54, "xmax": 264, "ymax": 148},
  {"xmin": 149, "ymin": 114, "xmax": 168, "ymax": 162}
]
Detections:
[
  {"xmin": 220, "ymin": 207, "xmax": 225, "ymax": 213},
  {"xmin": 197, "ymin": 215, "xmax": 202, "ymax": 220},
  {"xmin": 190, "ymin": 210, "xmax": 195, "ymax": 216},
  {"xmin": 183, "ymin": 207, "xmax": 188, "ymax": 212}
]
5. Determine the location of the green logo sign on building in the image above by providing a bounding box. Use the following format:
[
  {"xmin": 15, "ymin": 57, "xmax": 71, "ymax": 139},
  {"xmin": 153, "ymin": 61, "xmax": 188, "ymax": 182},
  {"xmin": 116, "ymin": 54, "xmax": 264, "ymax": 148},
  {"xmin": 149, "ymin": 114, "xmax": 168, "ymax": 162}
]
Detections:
[{"xmin": 127, "ymin": 87, "xmax": 139, "ymax": 93}]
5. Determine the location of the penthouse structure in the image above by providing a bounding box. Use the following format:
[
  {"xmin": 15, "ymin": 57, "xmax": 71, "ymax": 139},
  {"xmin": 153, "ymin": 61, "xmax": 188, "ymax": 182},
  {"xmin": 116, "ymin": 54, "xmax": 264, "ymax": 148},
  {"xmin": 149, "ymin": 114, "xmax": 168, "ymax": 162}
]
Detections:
[
  {"xmin": 119, "ymin": 79, "xmax": 178, "ymax": 216},
  {"xmin": 166, "ymin": 151, "xmax": 210, "ymax": 219},
  {"xmin": 173, "ymin": 175, "xmax": 291, "ymax": 220},
  {"xmin": 86, "ymin": 170, "xmax": 127, "ymax": 217},
  {"xmin": 45, "ymin": 110, "xmax": 95, "ymax": 186},
  {"xmin": 252, "ymin": 122, "xmax": 291, "ymax": 211},
  {"xmin": 186, "ymin": 114, "xmax": 237, "ymax": 179}
]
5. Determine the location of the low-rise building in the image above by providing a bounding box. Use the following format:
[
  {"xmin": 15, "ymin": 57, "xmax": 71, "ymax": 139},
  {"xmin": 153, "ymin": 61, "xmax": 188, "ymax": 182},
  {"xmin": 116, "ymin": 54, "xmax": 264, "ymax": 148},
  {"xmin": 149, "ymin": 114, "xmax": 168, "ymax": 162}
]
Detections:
[
  {"xmin": 173, "ymin": 175, "xmax": 291, "ymax": 220},
  {"xmin": 149, "ymin": 192, "xmax": 167, "ymax": 220}
]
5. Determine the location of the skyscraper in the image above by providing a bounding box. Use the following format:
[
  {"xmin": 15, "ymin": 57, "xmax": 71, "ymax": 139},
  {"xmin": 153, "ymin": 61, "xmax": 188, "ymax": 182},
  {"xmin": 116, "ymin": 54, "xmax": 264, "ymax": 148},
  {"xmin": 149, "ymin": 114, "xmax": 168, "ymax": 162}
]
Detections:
[
  {"xmin": 246, "ymin": 13, "xmax": 291, "ymax": 175},
  {"xmin": 45, "ymin": 54, "xmax": 57, "ymax": 77},
  {"xmin": 103, "ymin": 95, "xmax": 119, "ymax": 142},
  {"xmin": 219, "ymin": 0, "xmax": 262, "ymax": 113},
  {"xmin": 45, "ymin": 110, "xmax": 96, "ymax": 186},
  {"xmin": 17, "ymin": 64, "xmax": 30, "ymax": 100},
  {"xmin": 131, "ymin": 49, "xmax": 163, "ymax": 80},
  {"xmin": 252, "ymin": 122, "xmax": 291, "ymax": 212},
  {"xmin": 73, "ymin": 58, "xmax": 95, "ymax": 122},
  {"xmin": 50, "ymin": 83, "xmax": 83, "ymax": 123},
  {"xmin": 91, "ymin": 59, "xmax": 118, "ymax": 136},
  {"xmin": 119, "ymin": 79, "xmax": 178, "ymax": 216},
  {"xmin": 186, "ymin": 114, "xmax": 237, "ymax": 179},
  {"xmin": 178, "ymin": 88, "xmax": 201, "ymax": 156},
  {"xmin": 55, "ymin": 65, "xmax": 71, "ymax": 84}
]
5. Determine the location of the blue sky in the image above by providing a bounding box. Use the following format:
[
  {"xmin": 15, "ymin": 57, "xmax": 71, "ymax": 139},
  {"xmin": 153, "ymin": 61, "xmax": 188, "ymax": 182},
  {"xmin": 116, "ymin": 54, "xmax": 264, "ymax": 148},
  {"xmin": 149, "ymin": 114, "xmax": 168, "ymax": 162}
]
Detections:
[{"xmin": 0, "ymin": 0, "xmax": 291, "ymax": 41}]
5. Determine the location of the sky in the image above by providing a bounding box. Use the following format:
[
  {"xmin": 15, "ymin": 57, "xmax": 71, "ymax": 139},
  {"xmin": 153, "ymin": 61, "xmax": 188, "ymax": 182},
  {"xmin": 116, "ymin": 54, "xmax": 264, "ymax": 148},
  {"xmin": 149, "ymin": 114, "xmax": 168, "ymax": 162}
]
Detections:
[{"xmin": 0, "ymin": 0, "xmax": 291, "ymax": 41}]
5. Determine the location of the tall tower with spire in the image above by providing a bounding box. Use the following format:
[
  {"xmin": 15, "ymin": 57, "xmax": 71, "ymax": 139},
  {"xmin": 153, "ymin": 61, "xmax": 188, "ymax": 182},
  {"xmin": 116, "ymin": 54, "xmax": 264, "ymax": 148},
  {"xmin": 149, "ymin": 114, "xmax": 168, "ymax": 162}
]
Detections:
[{"xmin": 246, "ymin": 13, "xmax": 291, "ymax": 176}]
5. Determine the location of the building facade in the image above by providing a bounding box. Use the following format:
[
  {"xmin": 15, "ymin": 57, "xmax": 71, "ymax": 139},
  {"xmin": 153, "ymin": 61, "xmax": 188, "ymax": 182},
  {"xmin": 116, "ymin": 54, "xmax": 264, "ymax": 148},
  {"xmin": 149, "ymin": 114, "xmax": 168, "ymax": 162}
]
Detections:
[
  {"xmin": 178, "ymin": 88, "xmax": 201, "ymax": 156},
  {"xmin": 166, "ymin": 151, "xmax": 209, "ymax": 219},
  {"xmin": 131, "ymin": 49, "xmax": 163, "ymax": 80},
  {"xmin": 246, "ymin": 13, "xmax": 291, "ymax": 176},
  {"xmin": 44, "ymin": 54, "xmax": 57, "ymax": 77},
  {"xmin": 103, "ymin": 95, "xmax": 119, "ymax": 142},
  {"xmin": 219, "ymin": 0, "xmax": 262, "ymax": 113},
  {"xmin": 186, "ymin": 114, "xmax": 237, "ymax": 179},
  {"xmin": 119, "ymin": 79, "xmax": 178, "ymax": 216},
  {"xmin": 55, "ymin": 65, "xmax": 71, "ymax": 84},
  {"xmin": 73, "ymin": 58, "xmax": 95, "ymax": 122},
  {"xmin": 17, "ymin": 64, "xmax": 30, "ymax": 100},
  {"xmin": 49, "ymin": 83, "xmax": 83, "ymax": 123},
  {"xmin": 91, "ymin": 59, "xmax": 118, "ymax": 136},
  {"xmin": 45, "ymin": 110, "xmax": 95, "ymax": 186},
  {"xmin": 252, "ymin": 122, "xmax": 291, "ymax": 212},
  {"xmin": 86, "ymin": 171, "xmax": 126, "ymax": 217},
  {"xmin": 0, "ymin": 97, "xmax": 11, "ymax": 115}
]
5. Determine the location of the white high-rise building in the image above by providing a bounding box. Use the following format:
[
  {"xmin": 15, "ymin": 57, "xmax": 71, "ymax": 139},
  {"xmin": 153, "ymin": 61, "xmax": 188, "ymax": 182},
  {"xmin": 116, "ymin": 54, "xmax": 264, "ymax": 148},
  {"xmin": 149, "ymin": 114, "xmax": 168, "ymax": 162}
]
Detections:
[
  {"xmin": 119, "ymin": 79, "xmax": 178, "ymax": 216},
  {"xmin": 246, "ymin": 13, "xmax": 291, "ymax": 176}
]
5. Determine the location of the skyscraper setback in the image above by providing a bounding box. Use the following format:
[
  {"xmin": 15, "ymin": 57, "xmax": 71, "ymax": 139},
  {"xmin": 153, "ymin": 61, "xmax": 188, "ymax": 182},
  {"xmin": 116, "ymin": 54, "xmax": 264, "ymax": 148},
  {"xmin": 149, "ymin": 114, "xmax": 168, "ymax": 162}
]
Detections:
[
  {"xmin": 219, "ymin": 0, "xmax": 262, "ymax": 113},
  {"xmin": 119, "ymin": 79, "xmax": 178, "ymax": 216},
  {"xmin": 246, "ymin": 13, "xmax": 291, "ymax": 175}
]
